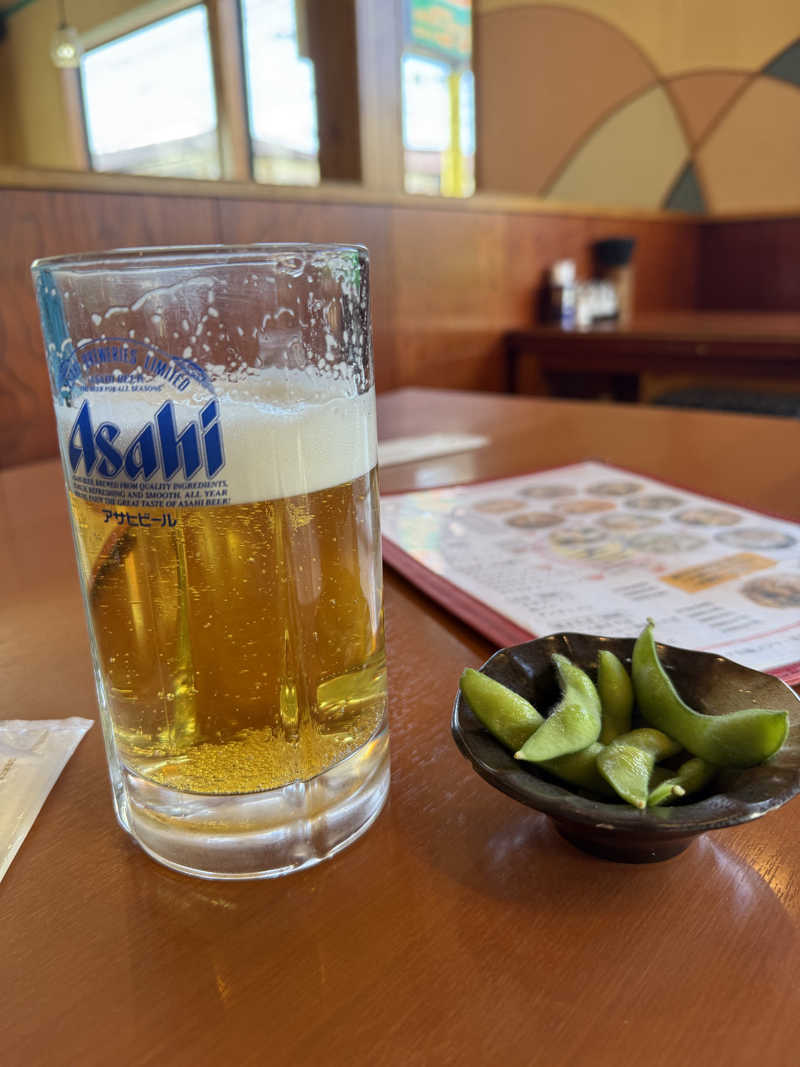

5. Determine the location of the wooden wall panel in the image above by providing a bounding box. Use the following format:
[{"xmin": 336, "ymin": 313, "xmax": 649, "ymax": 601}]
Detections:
[
  {"xmin": 0, "ymin": 190, "xmax": 218, "ymax": 467},
  {"xmin": 699, "ymin": 218, "xmax": 800, "ymax": 310},
  {"xmin": 2, "ymin": 185, "xmax": 700, "ymax": 467},
  {"xmin": 389, "ymin": 206, "xmax": 700, "ymax": 391}
]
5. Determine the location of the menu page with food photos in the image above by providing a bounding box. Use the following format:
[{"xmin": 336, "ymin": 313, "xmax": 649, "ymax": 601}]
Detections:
[{"xmin": 380, "ymin": 461, "xmax": 800, "ymax": 683}]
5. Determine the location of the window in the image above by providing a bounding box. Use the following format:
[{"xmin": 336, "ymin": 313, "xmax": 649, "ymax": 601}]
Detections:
[
  {"xmin": 81, "ymin": 5, "xmax": 220, "ymax": 180},
  {"xmin": 401, "ymin": 0, "xmax": 475, "ymax": 197},
  {"xmin": 73, "ymin": 0, "xmax": 473, "ymax": 195},
  {"xmin": 240, "ymin": 0, "xmax": 320, "ymax": 187}
]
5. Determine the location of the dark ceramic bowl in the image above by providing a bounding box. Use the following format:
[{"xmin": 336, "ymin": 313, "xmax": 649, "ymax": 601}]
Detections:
[{"xmin": 452, "ymin": 633, "xmax": 800, "ymax": 862}]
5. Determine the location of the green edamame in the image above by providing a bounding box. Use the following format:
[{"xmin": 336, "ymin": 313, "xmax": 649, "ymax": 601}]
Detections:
[
  {"xmin": 597, "ymin": 727, "xmax": 682, "ymax": 809},
  {"xmin": 597, "ymin": 650, "xmax": 634, "ymax": 744},
  {"xmin": 460, "ymin": 621, "xmax": 789, "ymax": 810},
  {"xmin": 459, "ymin": 668, "xmax": 543, "ymax": 752},
  {"xmin": 459, "ymin": 668, "xmax": 613, "ymax": 794},
  {"xmin": 515, "ymin": 653, "xmax": 602, "ymax": 762},
  {"xmin": 648, "ymin": 756, "xmax": 716, "ymax": 807},
  {"xmin": 649, "ymin": 766, "xmax": 674, "ymax": 791},
  {"xmin": 537, "ymin": 743, "xmax": 616, "ymax": 797},
  {"xmin": 632, "ymin": 621, "xmax": 788, "ymax": 768}
]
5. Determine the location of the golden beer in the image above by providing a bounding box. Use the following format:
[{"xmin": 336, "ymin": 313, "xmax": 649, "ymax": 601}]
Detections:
[
  {"xmin": 70, "ymin": 472, "xmax": 386, "ymax": 795},
  {"xmin": 62, "ymin": 378, "xmax": 387, "ymax": 796}
]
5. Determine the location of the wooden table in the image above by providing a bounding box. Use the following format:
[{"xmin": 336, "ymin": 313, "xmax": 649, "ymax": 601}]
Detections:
[
  {"xmin": 3, "ymin": 389, "xmax": 800, "ymax": 1066},
  {"xmin": 505, "ymin": 312, "xmax": 800, "ymax": 401}
]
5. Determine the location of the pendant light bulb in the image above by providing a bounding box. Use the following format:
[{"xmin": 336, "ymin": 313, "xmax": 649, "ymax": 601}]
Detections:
[{"xmin": 51, "ymin": 1, "xmax": 82, "ymax": 69}]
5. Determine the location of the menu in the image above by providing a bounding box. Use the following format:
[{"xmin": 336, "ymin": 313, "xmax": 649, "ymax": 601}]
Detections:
[{"xmin": 380, "ymin": 462, "xmax": 800, "ymax": 683}]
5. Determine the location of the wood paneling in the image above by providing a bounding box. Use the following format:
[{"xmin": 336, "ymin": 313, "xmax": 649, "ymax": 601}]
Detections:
[
  {"xmin": 306, "ymin": 0, "xmax": 362, "ymax": 183},
  {"xmin": 354, "ymin": 0, "xmax": 404, "ymax": 193},
  {"xmin": 208, "ymin": 0, "xmax": 252, "ymax": 182},
  {"xmin": 1, "ymin": 183, "xmax": 699, "ymax": 467},
  {"xmin": 699, "ymin": 217, "xmax": 800, "ymax": 310},
  {"xmin": 389, "ymin": 207, "xmax": 699, "ymax": 392},
  {"xmin": 0, "ymin": 162, "xmax": 701, "ymax": 215}
]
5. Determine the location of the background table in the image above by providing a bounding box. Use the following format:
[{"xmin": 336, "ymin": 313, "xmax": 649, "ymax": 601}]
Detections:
[
  {"xmin": 505, "ymin": 312, "xmax": 800, "ymax": 402},
  {"xmin": 3, "ymin": 389, "xmax": 800, "ymax": 1066}
]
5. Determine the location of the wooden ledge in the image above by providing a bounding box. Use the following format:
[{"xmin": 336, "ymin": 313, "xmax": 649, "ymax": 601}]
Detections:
[{"xmin": 0, "ymin": 164, "xmax": 703, "ymax": 221}]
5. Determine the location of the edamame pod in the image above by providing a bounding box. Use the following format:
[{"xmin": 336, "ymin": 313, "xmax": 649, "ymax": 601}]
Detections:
[
  {"xmin": 648, "ymin": 757, "xmax": 716, "ymax": 807},
  {"xmin": 597, "ymin": 727, "xmax": 682, "ymax": 809},
  {"xmin": 537, "ymin": 742, "xmax": 616, "ymax": 797},
  {"xmin": 459, "ymin": 668, "xmax": 543, "ymax": 752},
  {"xmin": 632, "ymin": 621, "xmax": 789, "ymax": 768},
  {"xmin": 649, "ymin": 766, "xmax": 674, "ymax": 791},
  {"xmin": 515, "ymin": 653, "xmax": 602, "ymax": 762},
  {"xmin": 460, "ymin": 669, "xmax": 612, "ymax": 796},
  {"xmin": 597, "ymin": 650, "xmax": 634, "ymax": 744}
]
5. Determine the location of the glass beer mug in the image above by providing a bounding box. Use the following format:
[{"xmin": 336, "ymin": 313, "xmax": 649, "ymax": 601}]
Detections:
[{"xmin": 32, "ymin": 245, "xmax": 390, "ymax": 879}]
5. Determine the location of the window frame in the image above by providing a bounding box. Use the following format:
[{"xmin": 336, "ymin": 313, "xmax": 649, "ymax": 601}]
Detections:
[
  {"xmin": 72, "ymin": 0, "xmax": 251, "ymax": 182},
  {"xmin": 63, "ymin": 0, "xmax": 421, "ymax": 196}
]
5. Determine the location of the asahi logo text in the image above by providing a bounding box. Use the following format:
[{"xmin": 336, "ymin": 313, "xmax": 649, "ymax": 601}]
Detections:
[{"xmin": 67, "ymin": 399, "xmax": 224, "ymax": 481}]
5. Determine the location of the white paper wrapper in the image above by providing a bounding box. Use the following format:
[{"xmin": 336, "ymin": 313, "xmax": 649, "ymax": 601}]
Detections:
[
  {"xmin": 0, "ymin": 717, "xmax": 93, "ymax": 882},
  {"xmin": 378, "ymin": 433, "xmax": 489, "ymax": 467}
]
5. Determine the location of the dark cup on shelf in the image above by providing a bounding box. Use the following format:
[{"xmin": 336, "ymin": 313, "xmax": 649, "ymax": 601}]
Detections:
[{"xmin": 594, "ymin": 237, "xmax": 637, "ymax": 324}]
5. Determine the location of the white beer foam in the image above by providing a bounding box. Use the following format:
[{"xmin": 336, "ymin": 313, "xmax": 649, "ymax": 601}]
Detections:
[
  {"xmin": 221, "ymin": 378, "xmax": 377, "ymax": 503},
  {"xmin": 56, "ymin": 369, "xmax": 377, "ymax": 505}
]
